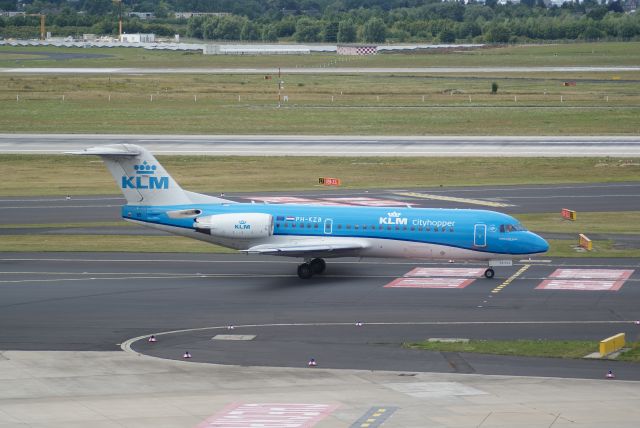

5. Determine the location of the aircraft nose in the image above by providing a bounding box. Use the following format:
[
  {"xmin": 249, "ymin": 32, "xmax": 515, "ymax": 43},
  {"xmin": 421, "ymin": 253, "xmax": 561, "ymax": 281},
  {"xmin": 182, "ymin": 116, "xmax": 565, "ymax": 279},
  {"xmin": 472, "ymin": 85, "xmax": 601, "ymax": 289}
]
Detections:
[{"xmin": 531, "ymin": 232, "xmax": 549, "ymax": 254}]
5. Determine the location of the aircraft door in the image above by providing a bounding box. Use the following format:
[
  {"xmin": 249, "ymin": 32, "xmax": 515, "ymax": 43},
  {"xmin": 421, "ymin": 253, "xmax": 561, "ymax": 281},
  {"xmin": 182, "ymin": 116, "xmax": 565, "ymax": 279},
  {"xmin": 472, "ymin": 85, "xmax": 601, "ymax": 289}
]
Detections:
[
  {"xmin": 324, "ymin": 218, "xmax": 333, "ymax": 235},
  {"xmin": 474, "ymin": 224, "xmax": 487, "ymax": 247}
]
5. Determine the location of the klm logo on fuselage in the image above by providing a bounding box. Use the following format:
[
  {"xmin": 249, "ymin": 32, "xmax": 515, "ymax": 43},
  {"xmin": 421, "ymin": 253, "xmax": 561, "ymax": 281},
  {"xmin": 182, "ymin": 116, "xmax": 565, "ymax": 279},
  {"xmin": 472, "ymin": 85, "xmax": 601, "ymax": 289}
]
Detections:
[
  {"xmin": 379, "ymin": 211, "xmax": 407, "ymax": 225},
  {"xmin": 122, "ymin": 160, "xmax": 169, "ymax": 190},
  {"xmin": 235, "ymin": 220, "xmax": 250, "ymax": 230}
]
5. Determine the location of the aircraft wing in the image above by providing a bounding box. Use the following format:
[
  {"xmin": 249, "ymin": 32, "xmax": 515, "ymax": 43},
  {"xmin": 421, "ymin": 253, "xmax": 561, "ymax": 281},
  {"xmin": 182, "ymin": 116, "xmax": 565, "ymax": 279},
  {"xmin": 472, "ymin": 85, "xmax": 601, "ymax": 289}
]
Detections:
[{"xmin": 242, "ymin": 239, "xmax": 369, "ymax": 257}]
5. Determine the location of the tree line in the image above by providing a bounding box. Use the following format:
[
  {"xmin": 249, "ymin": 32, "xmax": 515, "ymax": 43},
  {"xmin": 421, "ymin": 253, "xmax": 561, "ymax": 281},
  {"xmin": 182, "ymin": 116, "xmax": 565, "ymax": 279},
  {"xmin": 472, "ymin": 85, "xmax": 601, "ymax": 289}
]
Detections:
[{"xmin": 0, "ymin": 0, "xmax": 638, "ymax": 42}]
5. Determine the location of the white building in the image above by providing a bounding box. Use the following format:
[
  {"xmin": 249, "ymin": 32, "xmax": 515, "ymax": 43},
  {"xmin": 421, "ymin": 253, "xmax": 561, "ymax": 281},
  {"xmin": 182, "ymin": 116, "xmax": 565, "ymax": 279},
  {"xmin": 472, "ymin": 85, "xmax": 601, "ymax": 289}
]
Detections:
[
  {"xmin": 120, "ymin": 33, "xmax": 156, "ymax": 43},
  {"xmin": 175, "ymin": 12, "xmax": 230, "ymax": 19},
  {"xmin": 128, "ymin": 12, "xmax": 155, "ymax": 20}
]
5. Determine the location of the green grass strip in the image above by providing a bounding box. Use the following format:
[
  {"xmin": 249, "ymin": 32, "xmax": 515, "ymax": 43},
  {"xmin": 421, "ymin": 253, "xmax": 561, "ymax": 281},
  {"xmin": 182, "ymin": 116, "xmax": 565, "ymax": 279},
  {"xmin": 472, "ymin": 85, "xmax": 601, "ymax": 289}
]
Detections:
[
  {"xmin": 406, "ymin": 339, "xmax": 640, "ymax": 362},
  {"xmin": 0, "ymin": 235, "xmax": 235, "ymax": 253},
  {"xmin": 406, "ymin": 339, "xmax": 598, "ymax": 359},
  {"xmin": 2, "ymin": 155, "xmax": 640, "ymax": 197}
]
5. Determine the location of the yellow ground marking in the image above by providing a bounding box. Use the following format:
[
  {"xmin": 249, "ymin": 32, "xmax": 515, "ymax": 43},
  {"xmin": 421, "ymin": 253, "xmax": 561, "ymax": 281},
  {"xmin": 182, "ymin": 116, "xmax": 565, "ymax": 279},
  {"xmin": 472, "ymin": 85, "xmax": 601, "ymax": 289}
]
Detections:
[
  {"xmin": 395, "ymin": 192, "xmax": 514, "ymax": 208},
  {"xmin": 491, "ymin": 264, "xmax": 531, "ymax": 294}
]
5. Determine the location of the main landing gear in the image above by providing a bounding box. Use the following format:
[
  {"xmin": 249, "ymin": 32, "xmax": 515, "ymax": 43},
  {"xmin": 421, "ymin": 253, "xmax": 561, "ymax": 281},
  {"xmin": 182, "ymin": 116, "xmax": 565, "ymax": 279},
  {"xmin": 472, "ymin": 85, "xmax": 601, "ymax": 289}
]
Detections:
[
  {"xmin": 484, "ymin": 268, "xmax": 495, "ymax": 279},
  {"xmin": 297, "ymin": 258, "xmax": 326, "ymax": 279}
]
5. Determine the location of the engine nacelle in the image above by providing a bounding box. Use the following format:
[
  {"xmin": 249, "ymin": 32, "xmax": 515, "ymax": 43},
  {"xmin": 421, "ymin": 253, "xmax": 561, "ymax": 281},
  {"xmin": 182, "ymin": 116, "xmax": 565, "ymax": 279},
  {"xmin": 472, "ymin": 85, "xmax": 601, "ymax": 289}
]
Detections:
[{"xmin": 194, "ymin": 213, "xmax": 273, "ymax": 239}]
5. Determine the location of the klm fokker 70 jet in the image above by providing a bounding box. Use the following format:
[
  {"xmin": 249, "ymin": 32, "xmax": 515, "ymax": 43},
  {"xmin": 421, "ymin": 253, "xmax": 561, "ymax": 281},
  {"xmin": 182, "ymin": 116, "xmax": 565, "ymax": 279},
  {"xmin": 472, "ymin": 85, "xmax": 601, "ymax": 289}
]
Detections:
[{"xmin": 73, "ymin": 144, "xmax": 548, "ymax": 279}]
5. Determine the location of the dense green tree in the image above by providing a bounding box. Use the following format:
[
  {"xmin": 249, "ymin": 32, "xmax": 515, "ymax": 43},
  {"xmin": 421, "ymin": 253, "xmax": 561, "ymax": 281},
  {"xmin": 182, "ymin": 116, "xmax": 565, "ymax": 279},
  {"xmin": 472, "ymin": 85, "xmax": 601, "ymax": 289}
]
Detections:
[
  {"xmin": 240, "ymin": 20, "xmax": 260, "ymax": 40},
  {"xmin": 362, "ymin": 17, "xmax": 386, "ymax": 42},
  {"xmin": 324, "ymin": 20, "xmax": 339, "ymax": 42},
  {"xmin": 261, "ymin": 24, "xmax": 279, "ymax": 41},
  {"xmin": 1, "ymin": 0, "xmax": 640, "ymax": 43},
  {"xmin": 485, "ymin": 22, "xmax": 511, "ymax": 43},
  {"xmin": 438, "ymin": 27, "xmax": 456, "ymax": 43},
  {"xmin": 294, "ymin": 17, "xmax": 322, "ymax": 42},
  {"xmin": 337, "ymin": 19, "xmax": 357, "ymax": 43}
]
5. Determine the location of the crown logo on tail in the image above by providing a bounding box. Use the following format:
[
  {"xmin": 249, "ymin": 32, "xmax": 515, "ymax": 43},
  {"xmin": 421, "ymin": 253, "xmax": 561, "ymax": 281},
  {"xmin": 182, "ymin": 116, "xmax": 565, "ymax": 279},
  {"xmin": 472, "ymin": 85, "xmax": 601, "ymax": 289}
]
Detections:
[{"xmin": 134, "ymin": 161, "xmax": 157, "ymax": 175}]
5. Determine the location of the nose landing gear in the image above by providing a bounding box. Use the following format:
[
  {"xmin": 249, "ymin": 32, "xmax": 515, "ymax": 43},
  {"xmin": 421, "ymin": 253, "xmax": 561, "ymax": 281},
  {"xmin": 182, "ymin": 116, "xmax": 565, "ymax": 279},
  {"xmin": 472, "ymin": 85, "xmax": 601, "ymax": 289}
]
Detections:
[
  {"xmin": 297, "ymin": 258, "xmax": 326, "ymax": 279},
  {"xmin": 484, "ymin": 268, "xmax": 495, "ymax": 279}
]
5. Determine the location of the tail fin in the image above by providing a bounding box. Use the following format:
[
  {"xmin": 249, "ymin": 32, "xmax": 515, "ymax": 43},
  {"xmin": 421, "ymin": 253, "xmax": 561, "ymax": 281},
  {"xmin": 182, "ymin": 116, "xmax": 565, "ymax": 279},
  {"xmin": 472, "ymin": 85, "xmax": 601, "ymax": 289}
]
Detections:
[{"xmin": 71, "ymin": 144, "xmax": 227, "ymax": 206}]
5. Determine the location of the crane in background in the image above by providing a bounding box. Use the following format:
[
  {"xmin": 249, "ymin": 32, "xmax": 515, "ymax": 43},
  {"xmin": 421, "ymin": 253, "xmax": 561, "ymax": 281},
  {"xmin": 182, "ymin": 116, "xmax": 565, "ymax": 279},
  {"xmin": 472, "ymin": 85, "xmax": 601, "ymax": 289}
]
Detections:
[
  {"xmin": 26, "ymin": 14, "xmax": 46, "ymax": 40},
  {"xmin": 113, "ymin": 0, "xmax": 123, "ymax": 39}
]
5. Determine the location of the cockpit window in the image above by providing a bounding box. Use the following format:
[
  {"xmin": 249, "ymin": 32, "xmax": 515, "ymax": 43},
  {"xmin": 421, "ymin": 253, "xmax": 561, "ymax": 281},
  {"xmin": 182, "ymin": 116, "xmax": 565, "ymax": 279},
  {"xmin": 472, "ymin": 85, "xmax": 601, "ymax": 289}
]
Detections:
[{"xmin": 500, "ymin": 223, "xmax": 527, "ymax": 233}]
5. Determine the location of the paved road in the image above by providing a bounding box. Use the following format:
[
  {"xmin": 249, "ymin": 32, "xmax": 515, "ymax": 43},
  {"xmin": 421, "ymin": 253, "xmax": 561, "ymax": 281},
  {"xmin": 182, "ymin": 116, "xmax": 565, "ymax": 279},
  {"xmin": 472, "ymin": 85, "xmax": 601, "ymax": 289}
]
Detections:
[
  {"xmin": 1, "ymin": 183, "xmax": 639, "ymax": 226},
  {"xmin": 2, "ymin": 134, "xmax": 640, "ymax": 156},
  {"xmin": 2, "ymin": 66, "xmax": 640, "ymax": 74},
  {"xmin": 1, "ymin": 253, "xmax": 638, "ymax": 380}
]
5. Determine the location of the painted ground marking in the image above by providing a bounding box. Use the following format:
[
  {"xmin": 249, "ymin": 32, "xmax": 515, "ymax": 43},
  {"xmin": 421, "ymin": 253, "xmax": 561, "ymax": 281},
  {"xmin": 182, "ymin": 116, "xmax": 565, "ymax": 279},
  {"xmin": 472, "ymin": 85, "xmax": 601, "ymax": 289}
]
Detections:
[
  {"xmin": 537, "ymin": 269, "xmax": 635, "ymax": 291},
  {"xmin": 385, "ymin": 277, "xmax": 475, "ymax": 289},
  {"xmin": 244, "ymin": 196, "xmax": 346, "ymax": 206},
  {"xmin": 549, "ymin": 269, "xmax": 633, "ymax": 280},
  {"xmin": 322, "ymin": 197, "xmax": 410, "ymax": 207},
  {"xmin": 349, "ymin": 406, "xmax": 398, "ymax": 428},
  {"xmin": 405, "ymin": 267, "xmax": 486, "ymax": 278},
  {"xmin": 394, "ymin": 192, "xmax": 514, "ymax": 208},
  {"xmin": 491, "ymin": 264, "xmax": 530, "ymax": 294},
  {"xmin": 197, "ymin": 403, "xmax": 339, "ymax": 428},
  {"xmin": 244, "ymin": 196, "xmax": 414, "ymax": 207}
]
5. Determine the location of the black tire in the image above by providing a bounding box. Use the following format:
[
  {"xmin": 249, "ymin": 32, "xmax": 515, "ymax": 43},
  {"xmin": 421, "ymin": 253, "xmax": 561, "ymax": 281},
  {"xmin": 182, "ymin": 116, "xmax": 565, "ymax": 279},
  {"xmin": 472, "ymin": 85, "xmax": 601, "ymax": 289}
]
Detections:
[
  {"xmin": 310, "ymin": 258, "xmax": 326, "ymax": 274},
  {"xmin": 484, "ymin": 268, "xmax": 495, "ymax": 279},
  {"xmin": 297, "ymin": 263, "xmax": 313, "ymax": 279}
]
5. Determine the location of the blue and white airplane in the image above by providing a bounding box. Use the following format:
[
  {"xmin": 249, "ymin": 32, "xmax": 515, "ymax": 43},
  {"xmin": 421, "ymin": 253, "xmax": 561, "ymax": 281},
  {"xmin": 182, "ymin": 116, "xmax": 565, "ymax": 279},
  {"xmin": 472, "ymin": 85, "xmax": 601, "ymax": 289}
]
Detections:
[{"xmin": 73, "ymin": 144, "xmax": 548, "ymax": 279}]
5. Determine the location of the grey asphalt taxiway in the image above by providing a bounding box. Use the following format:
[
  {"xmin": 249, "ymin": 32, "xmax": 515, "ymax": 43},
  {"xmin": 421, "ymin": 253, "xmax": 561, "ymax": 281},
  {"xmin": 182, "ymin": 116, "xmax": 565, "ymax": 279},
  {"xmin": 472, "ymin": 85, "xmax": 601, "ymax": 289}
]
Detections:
[{"xmin": 1, "ymin": 253, "xmax": 639, "ymax": 381}]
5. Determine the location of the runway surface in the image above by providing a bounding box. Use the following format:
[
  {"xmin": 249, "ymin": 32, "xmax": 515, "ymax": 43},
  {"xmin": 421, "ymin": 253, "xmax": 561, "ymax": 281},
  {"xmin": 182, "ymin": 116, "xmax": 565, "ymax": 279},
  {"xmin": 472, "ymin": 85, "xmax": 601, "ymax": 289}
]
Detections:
[
  {"xmin": 2, "ymin": 134, "xmax": 640, "ymax": 156},
  {"xmin": 2, "ymin": 66, "xmax": 640, "ymax": 74},
  {"xmin": 1, "ymin": 253, "xmax": 639, "ymax": 380}
]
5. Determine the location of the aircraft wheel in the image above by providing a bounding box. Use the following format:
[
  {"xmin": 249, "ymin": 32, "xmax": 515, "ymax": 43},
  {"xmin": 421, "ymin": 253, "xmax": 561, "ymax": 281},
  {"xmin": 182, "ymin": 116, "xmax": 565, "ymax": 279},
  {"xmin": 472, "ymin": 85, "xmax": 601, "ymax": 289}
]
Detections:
[
  {"xmin": 310, "ymin": 258, "xmax": 326, "ymax": 274},
  {"xmin": 297, "ymin": 263, "xmax": 313, "ymax": 279},
  {"xmin": 484, "ymin": 268, "xmax": 495, "ymax": 279}
]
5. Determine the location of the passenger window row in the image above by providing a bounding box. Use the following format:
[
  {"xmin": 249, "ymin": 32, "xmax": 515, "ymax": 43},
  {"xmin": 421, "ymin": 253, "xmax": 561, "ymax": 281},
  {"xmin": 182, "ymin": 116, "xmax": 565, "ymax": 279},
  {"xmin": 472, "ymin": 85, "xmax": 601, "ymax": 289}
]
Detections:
[{"xmin": 275, "ymin": 223, "xmax": 454, "ymax": 232}]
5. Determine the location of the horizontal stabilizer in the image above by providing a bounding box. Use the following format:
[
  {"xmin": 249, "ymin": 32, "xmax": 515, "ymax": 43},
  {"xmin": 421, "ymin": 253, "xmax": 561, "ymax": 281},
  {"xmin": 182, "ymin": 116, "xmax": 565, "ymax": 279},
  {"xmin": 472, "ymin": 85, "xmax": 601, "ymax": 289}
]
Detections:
[{"xmin": 67, "ymin": 145, "xmax": 141, "ymax": 156}]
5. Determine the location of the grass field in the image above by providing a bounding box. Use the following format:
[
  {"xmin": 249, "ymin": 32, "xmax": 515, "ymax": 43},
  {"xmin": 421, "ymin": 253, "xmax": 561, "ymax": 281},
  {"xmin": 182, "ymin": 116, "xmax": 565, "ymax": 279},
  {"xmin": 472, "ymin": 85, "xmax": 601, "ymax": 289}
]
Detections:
[
  {"xmin": 519, "ymin": 211, "xmax": 640, "ymax": 234},
  {"xmin": 1, "ymin": 42, "xmax": 639, "ymax": 135},
  {"xmin": 1, "ymin": 71, "xmax": 638, "ymax": 135},
  {"xmin": 2, "ymin": 155, "xmax": 640, "ymax": 196},
  {"xmin": 0, "ymin": 235, "xmax": 234, "ymax": 253},
  {"xmin": 1, "ymin": 42, "xmax": 640, "ymax": 68},
  {"xmin": 405, "ymin": 339, "xmax": 640, "ymax": 362}
]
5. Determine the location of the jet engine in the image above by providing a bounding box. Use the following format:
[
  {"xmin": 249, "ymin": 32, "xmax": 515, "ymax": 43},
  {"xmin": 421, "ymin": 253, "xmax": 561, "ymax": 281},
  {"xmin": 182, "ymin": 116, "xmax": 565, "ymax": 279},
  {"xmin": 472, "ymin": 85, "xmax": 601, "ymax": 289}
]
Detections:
[{"xmin": 194, "ymin": 213, "xmax": 273, "ymax": 239}]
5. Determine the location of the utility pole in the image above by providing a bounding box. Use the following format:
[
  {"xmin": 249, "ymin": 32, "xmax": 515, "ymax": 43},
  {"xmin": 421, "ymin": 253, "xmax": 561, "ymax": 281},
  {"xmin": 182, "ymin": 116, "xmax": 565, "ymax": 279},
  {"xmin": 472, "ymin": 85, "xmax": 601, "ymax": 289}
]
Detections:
[{"xmin": 113, "ymin": 0, "xmax": 123, "ymax": 39}]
